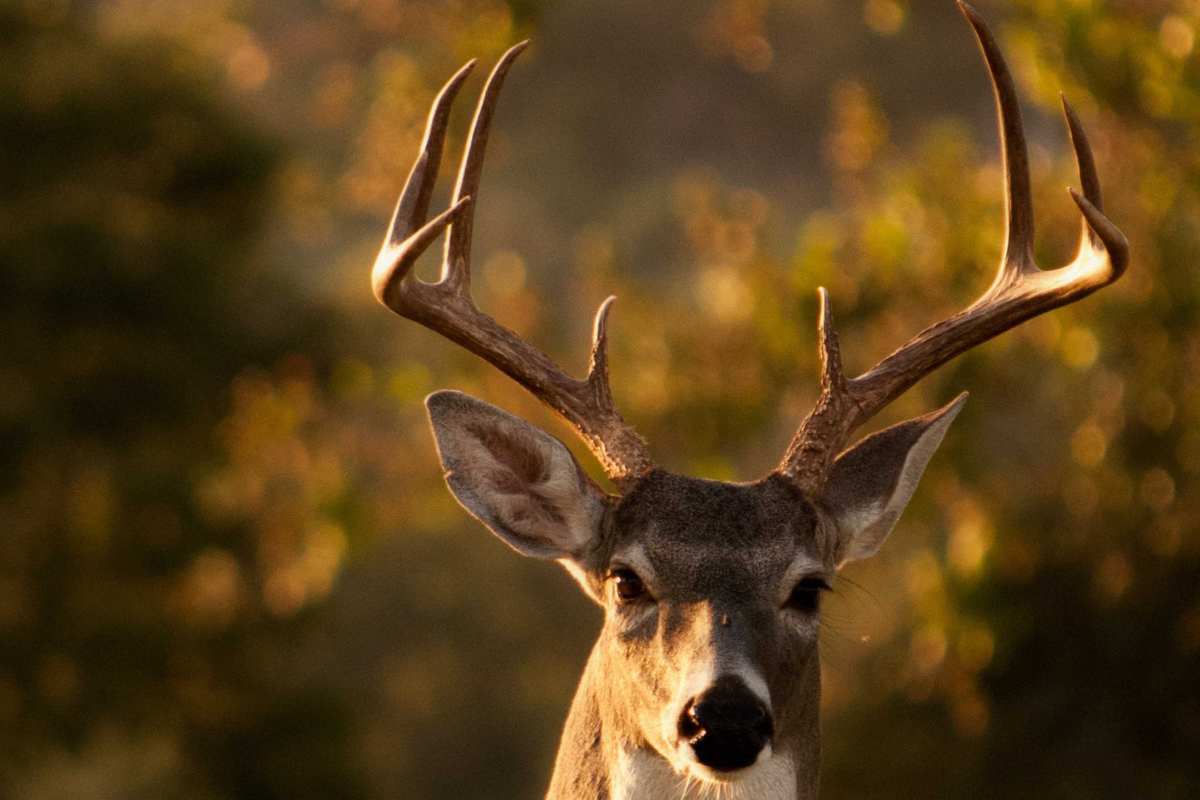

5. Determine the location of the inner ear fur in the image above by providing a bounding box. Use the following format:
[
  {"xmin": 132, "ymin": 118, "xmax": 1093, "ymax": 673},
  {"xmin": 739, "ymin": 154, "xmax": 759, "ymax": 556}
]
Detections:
[
  {"xmin": 425, "ymin": 390, "xmax": 609, "ymax": 560},
  {"xmin": 822, "ymin": 394, "xmax": 966, "ymax": 566}
]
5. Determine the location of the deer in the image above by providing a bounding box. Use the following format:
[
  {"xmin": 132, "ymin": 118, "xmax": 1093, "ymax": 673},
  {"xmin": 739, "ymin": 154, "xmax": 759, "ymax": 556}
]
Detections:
[{"xmin": 368, "ymin": 3, "xmax": 1128, "ymax": 798}]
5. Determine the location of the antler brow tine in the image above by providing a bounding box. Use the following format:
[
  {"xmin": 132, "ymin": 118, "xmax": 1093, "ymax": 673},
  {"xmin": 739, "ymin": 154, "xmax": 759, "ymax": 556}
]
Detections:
[
  {"xmin": 779, "ymin": 1, "xmax": 1129, "ymax": 494},
  {"xmin": 371, "ymin": 43, "xmax": 654, "ymax": 486}
]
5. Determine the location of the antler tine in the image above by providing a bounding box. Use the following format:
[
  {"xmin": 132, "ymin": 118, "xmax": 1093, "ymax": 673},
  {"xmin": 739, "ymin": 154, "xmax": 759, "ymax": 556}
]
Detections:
[
  {"xmin": 780, "ymin": 288, "xmax": 857, "ymax": 489},
  {"xmin": 372, "ymin": 46, "xmax": 654, "ymax": 486},
  {"xmin": 779, "ymin": 1, "xmax": 1128, "ymax": 493},
  {"xmin": 1061, "ymin": 97, "xmax": 1101, "ymax": 213},
  {"xmin": 1062, "ymin": 98, "xmax": 1127, "ymax": 268},
  {"xmin": 815, "ymin": 288, "xmax": 848, "ymax": 399},
  {"xmin": 393, "ymin": 60, "xmax": 476, "ymax": 247},
  {"xmin": 959, "ymin": 0, "xmax": 1037, "ymax": 287},
  {"xmin": 442, "ymin": 40, "xmax": 530, "ymax": 292},
  {"xmin": 587, "ymin": 296, "xmax": 618, "ymax": 410}
]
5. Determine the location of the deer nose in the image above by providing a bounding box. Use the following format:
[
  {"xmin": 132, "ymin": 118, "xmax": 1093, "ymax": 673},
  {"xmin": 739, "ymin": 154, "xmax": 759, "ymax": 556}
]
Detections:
[{"xmin": 677, "ymin": 675, "xmax": 774, "ymax": 772}]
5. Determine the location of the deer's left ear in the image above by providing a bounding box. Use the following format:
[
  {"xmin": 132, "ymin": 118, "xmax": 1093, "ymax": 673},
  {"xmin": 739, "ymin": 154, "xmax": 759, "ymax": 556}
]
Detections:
[
  {"xmin": 425, "ymin": 390, "xmax": 609, "ymax": 560},
  {"xmin": 822, "ymin": 394, "xmax": 966, "ymax": 566}
]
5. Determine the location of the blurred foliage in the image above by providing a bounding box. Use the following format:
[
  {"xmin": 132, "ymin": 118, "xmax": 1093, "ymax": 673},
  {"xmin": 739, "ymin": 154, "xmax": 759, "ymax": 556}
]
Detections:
[
  {"xmin": 0, "ymin": 1, "xmax": 361, "ymax": 796},
  {"xmin": 2, "ymin": 0, "xmax": 1199, "ymax": 797}
]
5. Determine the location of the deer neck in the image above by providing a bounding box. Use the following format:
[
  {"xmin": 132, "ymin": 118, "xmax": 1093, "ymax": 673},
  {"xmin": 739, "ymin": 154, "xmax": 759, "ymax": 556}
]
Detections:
[{"xmin": 545, "ymin": 641, "xmax": 822, "ymax": 800}]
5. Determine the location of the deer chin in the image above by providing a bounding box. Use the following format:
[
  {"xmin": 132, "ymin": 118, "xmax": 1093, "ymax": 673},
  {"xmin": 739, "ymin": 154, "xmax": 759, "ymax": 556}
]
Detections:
[
  {"xmin": 675, "ymin": 742, "xmax": 776, "ymax": 785},
  {"xmin": 616, "ymin": 746, "xmax": 795, "ymax": 800}
]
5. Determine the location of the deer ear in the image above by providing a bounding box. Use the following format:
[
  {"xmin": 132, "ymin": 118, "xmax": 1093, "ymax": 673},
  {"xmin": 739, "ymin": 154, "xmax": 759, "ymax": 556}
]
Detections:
[
  {"xmin": 425, "ymin": 390, "xmax": 608, "ymax": 560},
  {"xmin": 823, "ymin": 394, "xmax": 966, "ymax": 566}
]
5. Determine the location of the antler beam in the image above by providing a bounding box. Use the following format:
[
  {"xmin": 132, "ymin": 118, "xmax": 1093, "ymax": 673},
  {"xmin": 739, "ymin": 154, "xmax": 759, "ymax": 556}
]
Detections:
[
  {"xmin": 780, "ymin": 1, "xmax": 1129, "ymax": 494},
  {"xmin": 371, "ymin": 43, "xmax": 654, "ymax": 486}
]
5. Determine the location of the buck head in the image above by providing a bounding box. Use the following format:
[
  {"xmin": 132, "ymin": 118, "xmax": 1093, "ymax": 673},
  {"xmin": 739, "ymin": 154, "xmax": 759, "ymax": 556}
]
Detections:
[
  {"xmin": 369, "ymin": 1, "xmax": 1127, "ymax": 793},
  {"xmin": 425, "ymin": 389, "xmax": 963, "ymax": 781}
]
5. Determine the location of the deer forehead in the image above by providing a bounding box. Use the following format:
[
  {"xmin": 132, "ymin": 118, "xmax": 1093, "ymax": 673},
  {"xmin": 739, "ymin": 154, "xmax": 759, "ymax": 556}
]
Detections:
[{"xmin": 608, "ymin": 472, "xmax": 833, "ymax": 593}]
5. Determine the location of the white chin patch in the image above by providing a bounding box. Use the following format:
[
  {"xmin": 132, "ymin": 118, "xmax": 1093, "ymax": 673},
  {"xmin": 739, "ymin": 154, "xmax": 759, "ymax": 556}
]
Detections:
[{"xmin": 615, "ymin": 748, "xmax": 795, "ymax": 800}]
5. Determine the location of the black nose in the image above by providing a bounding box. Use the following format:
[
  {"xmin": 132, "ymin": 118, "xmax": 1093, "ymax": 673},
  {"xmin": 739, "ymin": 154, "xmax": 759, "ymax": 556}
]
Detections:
[{"xmin": 677, "ymin": 675, "xmax": 774, "ymax": 772}]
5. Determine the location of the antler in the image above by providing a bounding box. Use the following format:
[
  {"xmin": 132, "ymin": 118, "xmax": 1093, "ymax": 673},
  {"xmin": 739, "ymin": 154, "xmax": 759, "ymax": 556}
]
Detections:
[
  {"xmin": 779, "ymin": 1, "xmax": 1129, "ymax": 494},
  {"xmin": 371, "ymin": 42, "xmax": 654, "ymax": 486}
]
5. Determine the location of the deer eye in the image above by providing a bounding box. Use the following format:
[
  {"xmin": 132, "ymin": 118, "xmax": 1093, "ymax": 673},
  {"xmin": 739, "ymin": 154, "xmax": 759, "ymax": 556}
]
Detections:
[
  {"xmin": 786, "ymin": 576, "xmax": 831, "ymax": 614},
  {"xmin": 610, "ymin": 568, "xmax": 649, "ymax": 604}
]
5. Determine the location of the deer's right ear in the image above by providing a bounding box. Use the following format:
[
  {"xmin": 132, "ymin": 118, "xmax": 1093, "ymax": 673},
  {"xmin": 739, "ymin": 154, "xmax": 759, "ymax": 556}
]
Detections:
[
  {"xmin": 425, "ymin": 390, "xmax": 609, "ymax": 560},
  {"xmin": 821, "ymin": 394, "xmax": 966, "ymax": 567}
]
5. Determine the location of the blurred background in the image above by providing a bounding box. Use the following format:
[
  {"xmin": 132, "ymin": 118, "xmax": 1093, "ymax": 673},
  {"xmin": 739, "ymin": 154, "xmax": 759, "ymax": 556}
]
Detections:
[{"xmin": 3, "ymin": 0, "xmax": 1198, "ymax": 796}]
